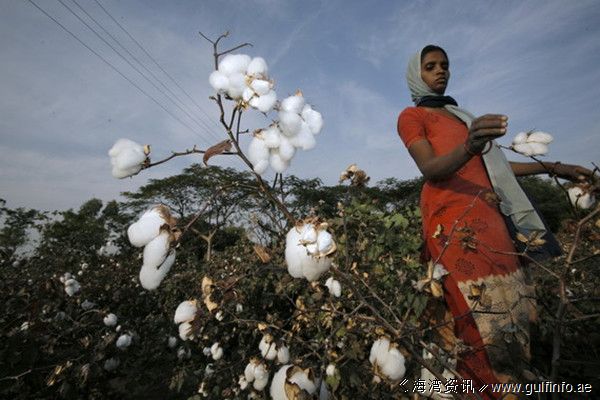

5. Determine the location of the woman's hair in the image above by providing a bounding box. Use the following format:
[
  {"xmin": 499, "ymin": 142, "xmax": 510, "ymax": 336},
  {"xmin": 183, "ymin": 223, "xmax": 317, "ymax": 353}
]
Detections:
[{"xmin": 420, "ymin": 45, "xmax": 448, "ymax": 63}]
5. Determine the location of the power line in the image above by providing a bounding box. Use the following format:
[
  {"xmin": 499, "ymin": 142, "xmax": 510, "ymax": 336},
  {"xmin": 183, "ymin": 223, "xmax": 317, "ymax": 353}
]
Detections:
[
  {"xmin": 68, "ymin": 0, "xmax": 222, "ymax": 143},
  {"xmin": 56, "ymin": 0, "xmax": 219, "ymax": 145},
  {"xmin": 27, "ymin": 0, "xmax": 210, "ymax": 147},
  {"xmin": 92, "ymin": 0, "xmax": 223, "ymax": 131}
]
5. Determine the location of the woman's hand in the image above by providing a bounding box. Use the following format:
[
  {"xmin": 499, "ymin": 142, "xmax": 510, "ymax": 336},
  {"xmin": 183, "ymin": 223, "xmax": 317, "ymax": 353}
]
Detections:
[
  {"xmin": 552, "ymin": 162, "xmax": 594, "ymax": 182},
  {"xmin": 465, "ymin": 114, "xmax": 508, "ymax": 153}
]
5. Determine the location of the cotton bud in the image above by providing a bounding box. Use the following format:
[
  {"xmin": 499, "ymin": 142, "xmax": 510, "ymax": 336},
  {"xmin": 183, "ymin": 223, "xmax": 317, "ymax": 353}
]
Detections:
[
  {"xmin": 167, "ymin": 336, "xmax": 177, "ymax": 348},
  {"xmin": 116, "ymin": 334, "xmax": 132, "ymax": 350},
  {"xmin": 301, "ymin": 105, "xmax": 324, "ymax": 135},
  {"xmin": 325, "ymin": 277, "xmax": 342, "ymax": 297},
  {"xmin": 247, "ymin": 57, "xmax": 268, "ymax": 78},
  {"xmin": 369, "ymin": 338, "xmax": 406, "ymax": 381},
  {"xmin": 127, "ymin": 206, "xmax": 170, "ymax": 248},
  {"xmin": 276, "ymin": 345, "xmax": 290, "ymax": 364},
  {"xmin": 174, "ymin": 300, "xmax": 198, "ymax": 324},
  {"xmin": 218, "ymin": 54, "xmax": 251, "ymax": 76},
  {"xmin": 108, "ymin": 138, "xmax": 149, "ymax": 179},
  {"xmin": 103, "ymin": 357, "xmax": 120, "ymax": 371},
  {"xmin": 281, "ymin": 93, "xmax": 305, "ymax": 114},
  {"xmin": 210, "ymin": 342, "xmax": 224, "ymax": 360},
  {"xmin": 178, "ymin": 321, "xmax": 194, "ymax": 341},
  {"xmin": 568, "ymin": 186, "xmax": 596, "ymax": 209},
  {"xmin": 270, "ymin": 365, "xmax": 316, "ymax": 400},
  {"xmin": 209, "ymin": 70, "xmax": 229, "ymax": 92}
]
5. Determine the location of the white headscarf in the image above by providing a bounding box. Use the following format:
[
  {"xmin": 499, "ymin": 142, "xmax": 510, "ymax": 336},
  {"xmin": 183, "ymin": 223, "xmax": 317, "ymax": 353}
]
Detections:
[{"xmin": 406, "ymin": 50, "xmax": 546, "ymax": 236}]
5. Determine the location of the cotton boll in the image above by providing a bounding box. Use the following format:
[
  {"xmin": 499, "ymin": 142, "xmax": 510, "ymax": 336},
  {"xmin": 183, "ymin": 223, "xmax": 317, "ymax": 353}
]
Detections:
[
  {"xmin": 290, "ymin": 122, "xmax": 316, "ymax": 150},
  {"xmin": 116, "ymin": 334, "xmax": 132, "ymax": 350},
  {"xmin": 568, "ymin": 187, "xmax": 596, "ymax": 209},
  {"xmin": 64, "ymin": 279, "xmax": 80, "ymax": 296},
  {"xmin": 218, "ymin": 54, "xmax": 251, "ymax": 76},
  {"xmin": 211, "ymin": 342, "xmax": 224, "ymax": 360},
  {"xmin": 103, "ymin": 313, "xmax": 118, "ymax": 327},
  {"xmin": 264, "ymin": 343, "xmax": 277, "ymax": 360},
  {"xmin": 244, "ymin": 361, "xmax": 257, "ymax": 382},
  {"xmin": 127, "ymin": 209, "xmax": 165, "ymax": 247},
  {"xmin": 288, "ymin": 367, "xmax": 317, "ymax": 395},
  {"xmin": 270, "ymin": 365, "xmax": 290, "ymax": 400},
  {"xmin": 262, "ymin": 126, "xmax": 282, "ymax": 149},
  {"xmin": 103, "ymin": 357, "xmax": 120, "ymax": 371},
  {"xmin": 512, "ymin": 131, "xmax": 528, "ymax": 145},
  {"xmin": 380, "ymin": 347, "xmax": 406, "ymax": 381},
  {"xmin": 369, "ymin": 338, "xmax": 390, "ymax": 365},
  {"xmin": 279, "ymin": 111, "xmax": 302, "ymax": 137},
  {"xmin": 178, "ymin": 321, "xmax": 194, "ymax": 341},
  {"xmin": 139, "ymin": 249, "xmax": 175, "ymax": 290},
  {"xmin": 316, "ymin": 230, "xmax": 334, "ymax": 254},
  {"xmin": 281, "ymin": 94, "xmax": 305, "ymax": 114},
  {"xmin": 142, "ymin": 231, "xmax": 171, "ymax": 269},
  {"xmin": 527, "ymin": 131, "xmax": 553, "ymax": 144},
  {"xmin": 112, "ymin": 165, "xmax": 142, "ymax": 179},
  {"xmin": 269, "ymin": 151, "xmax": 289, "ymax": 173},
  {"xmin": 250, "ymin": 90, "xmax": 278, "ymax": 113},
  {"xmin": 325, "ymin": 277, "xmax": 341, "ymax": 297},
  {"xmin": 302, "ymin": 256, "xmax": 332, "ymax": 282},
  {"xmin": 242, "ymin": 86, "xmax": 255, "ymax": 102},
  {"xmin": 168, "ymin": 336, "xmax": 177, "ymax": 348},
  {"xmin": 239, "ymin": 375, "xmax": 249, "ymax": 390},
  {"xmin": 301, "ymin": 105, "xmax": 324, "ymax": 135},
  {"xmin": 250, "ymin": 79, "xmax": 272, "ymax": 96},
  {"xmin": 528, "ymin": 142, "xmax": 548, "ymax": 156},
  {"xmin": 259, "ymin": 334, "xmax": 271, "ymax": 354},
  {"xmin": 113, "ymin": 145, "xmax": 146, "ymax": 171},
  {"xmin": 253, "ymin": 363, "xmax": 269, "ymax": 390},
  {"xmin": 512, "ymin": 143, "xmax": 534, "ymax": 156},
  {"xmin": 248, "ymin": 136, "xmax": 270, "ymax": 166},
  {"xmin": 276, "ymin": 345, "xmax": 290, "ymax": 364},
  {"xmin": 253, "ymin": 159, "xmax": 269, "ymax": 175},
  {"xmin": 247, "ymin": 57, "xmax": 268, "ymax": 77},
  {"xmin": 300, "ymin": 224, "xmax": 317, "ymax": 244},
  {"xmin": 253, "ymin": 376, "xmax": 269, "ymax": 391},
  {"xmin": 174, "ymin": 300, "xmax": 198, "ymax": 324},
  {"xmin": 285, "ymin": 227, "xmax": 305, "ymax": 278},
  {"xmin": 326, "ymin": 364, "xmax": 337, "ymax": 377},
  {"xmin": 278, "ymin": 135, "xmax": 296, "ymax": 162},
  {"xmin": 226, "ymin": 72, "xmax": 246, "ymax": 99},
  {"xmin": 209, "ymin": 70, "xmax": 229, "ymax": 92}
]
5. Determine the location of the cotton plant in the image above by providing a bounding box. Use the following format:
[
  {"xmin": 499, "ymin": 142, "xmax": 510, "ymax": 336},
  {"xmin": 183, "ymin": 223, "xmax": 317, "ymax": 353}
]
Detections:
[
  {"xmin": 285, "ymin": 219, "xmax": 336, "ymax": 282},
  {"xmin": 369, "ymin": 337, "xmax": 406, "ymax": 382},
  {"xmin": 108, "ymin": 138, "xmax": 150, "ymax": 179},
  {"xmin": 243, "ymin": 358, "xmax": 270, "ymax": 391},
  {"xmin": 127, "ymin": 205, "xmax": 179, "ymax": 290},
  {"xmin": 511, "ymin": 130, "xmax": 553, "ymax": 157},
  {"xmin": 568, "ymin": 185, "xmax": 596, "ymax": 209},
  {"xmin": 173, "ymin": 299, "xmax": 199, "ymax": 341},
  {"xmin": 325, "ymin": 277, "xmax": 342, "ymax": 297},
  {"xmin": 270, "ymin": 365, "xmax": 317, "ymax": 400}
]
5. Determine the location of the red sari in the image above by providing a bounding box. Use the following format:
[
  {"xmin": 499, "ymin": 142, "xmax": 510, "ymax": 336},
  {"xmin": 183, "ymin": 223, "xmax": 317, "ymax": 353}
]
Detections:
[{"xmin": 398, "ymin": 107, "xmax": 536, "ymax": 397}]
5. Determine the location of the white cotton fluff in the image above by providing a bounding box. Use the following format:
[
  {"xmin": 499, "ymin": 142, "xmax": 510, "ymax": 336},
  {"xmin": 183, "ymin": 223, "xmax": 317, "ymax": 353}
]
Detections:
[
  {"xmin": 215, "ymin": 310, "xmax": 224, "ymax": 321},
  {"xmin": 248, "ymin": 136, "xmax": 270, "ymax": 170},
  {"xmin": 512, "ymin": 131, "xmax": 528, "ymax": 145},
  {"xmin": 108, "ymin": 138, "xmax": 147, "ymax": 179},
  {"xmin": 238, "ymin": 375, "xmax": 249, "ymax": 390},
  {"xmin": 226, "ymin": 72, "xmax": 247, "ymax": 99},
  {"xmin": 527, "ymin": 131, "xmax": 553, "ymax": 144},
  {"xmin": 326, "ymin": 364, "xmax": 337, "ymax": 377},
  {"xmin": 278, "ymin": 135, "xmax": 296, "ymax": 161},
  {"xmin": 432, "ymin": 264, "xmax": 449, "ymax": 280},
  {"xmin": 243, "ymin": 86, "xmax": 255, "ymax": 102},
  {"xmin": 527, "ymin": 142, "xmax": 548, "ymax": 156},
  {"xmin": 316, "ymin": 230, "xmax": 334, "ymax": 254},
  {"xmin": 139, "ymin": 249, "xmax": 176, "ymax": 290},
  {"xmin": 116, "ymin": 334, "xmax": 132, "ymax": 350},
  {"xmin": 270, "ymin": 365, "xmax": 290, "ymax": 400},
  {"xmin": 269, "ymin": 150, "xmax": 289, "ymax": 173},
  {"xmin": 369, "ymin": 338, "xmax": 406, "ymax": 381},
  {"xmin": 174, "ymin": 300, "xmax": 198, "ymax": 324},
  {"xmin": 281, "ymin": 94, "xmax": 305, "ymax": 114},
  {"xmin": 262, "ymin": 126, "xmax": 282, "ymax": 148},
  {"xmin": 167, "ymin": 336, "xmax": 177, "ymax": 348},
  {"xmin": 568, "ymin": 186, "xmax": 596, "ymax": 209},
  {"xmin": 127, "ymin": 207, "xmax": 166, "ymax": 248},
  {"xmin": 244, "ymin": 361, "xmax": 257, "ymax": 382},
  {"xmin": 285, "ymin": 225, "xmax": 332, "ymax": 281},
  {"xmin": 103, "ymin": 313, "xmax": 118, "ymax": 327},
  {"xmin": 64, "ymin": 279, "xmax": 81, "ymax": 296},
  {"xmin": 300, "ymin": 224, "xmax": 317, "ymax": 244},
  {"xmin": 279, "ymin": 111, "xmax": 302, "ymax": 137},
  {"xmin": 210, "ymin": 342, "xmax": 224, "ymax": 360},
  {"xmin": 301, "ymin": 105, "xmax": 324, "ymax": 135},
  {"xmin": 142, "ymin": 231, "xmax": 171, "ymax": 269},
  {"xmin": 512, "ymin": 143, "xmax": 535, "ymax": 156},
  {"xmin": 247, "ymin": 57, "xmax": 268, "ymax": 78},
  {"xmin": 253, "ymin": 363, "xmax": 269, "ymax": 391},
  {"xmin": 103, "ymin": 357, "xmax": 120, "ymax": 371},
  {"xmin": 288, "ymin": 367, "xmax": 317, "ymax": 395},
  {"xmin": 250, "ymin": 90, "xmax": 278, "ymax": 113},
  {"xmin": 209, "ymin": 70, "xmax": 229, "ymax": 92},
  {"xmin": 218, "ymin": 54, "xmax": 251, "ymax": 76},
  {"xmin": 276, "ymin": 345, "xmax": 290, "ymax": 364},
  {"xmin": 290, "ymin": 122, "xmax": 316, "ymax": 150},
  {"xmin": 178, "ymin": 321, "xmax": 193, "ymax": 341},
  {"xmin": 250, "ymin": 79, "xmax": 272, "ymax": 96},
  {"xmin": 325, "ymin": 277, "xmax": 342, "ymax": 297}
]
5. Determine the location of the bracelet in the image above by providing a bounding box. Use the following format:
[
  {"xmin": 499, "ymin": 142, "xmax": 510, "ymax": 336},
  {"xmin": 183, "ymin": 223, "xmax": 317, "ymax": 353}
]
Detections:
[{"xmin": 481, "ymin": 141, "xmax": 493, "ymax": 155}]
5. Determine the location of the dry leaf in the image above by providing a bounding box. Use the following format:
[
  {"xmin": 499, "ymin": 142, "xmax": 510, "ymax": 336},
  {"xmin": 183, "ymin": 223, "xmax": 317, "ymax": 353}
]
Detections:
[
  {"xmin": 203, "ymin": 139, "xmax": 232, "ymax": 165},
  {"xmin": 430, "ymin": 281, "xmax": 444, "ymax": 298},
  {"xmin": 253, "ymin": 244, "xmax": 271, "ymax": 263},
  {"xmin": 432, "ymin": 224, "xmax": 444, "ymax": 239},
  {"xmin": 516, "ymin": 232, "xmax": 529, "ymax": 243}
]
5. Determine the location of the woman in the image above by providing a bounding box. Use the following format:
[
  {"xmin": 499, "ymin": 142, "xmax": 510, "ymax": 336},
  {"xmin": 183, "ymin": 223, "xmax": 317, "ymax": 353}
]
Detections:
[{"xmin": 397, "ymin": 45, "xmax": 591, "ymax": 395}]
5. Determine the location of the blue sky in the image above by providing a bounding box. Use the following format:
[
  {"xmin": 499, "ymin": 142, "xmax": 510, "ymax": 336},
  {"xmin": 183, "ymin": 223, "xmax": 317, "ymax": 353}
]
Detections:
[{"xmin": 1, "ymin": 0, "xmax": 599, "ymax": 211}]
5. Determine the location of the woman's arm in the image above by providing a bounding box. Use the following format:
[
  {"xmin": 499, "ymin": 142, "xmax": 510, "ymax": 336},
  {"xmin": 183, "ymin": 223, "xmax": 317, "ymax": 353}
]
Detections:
[
  {"xmin": 406, "ymin": 114, "xmax": 507, "ymax": 182},
  {"xmin": 510, "ymin": 161, "xmax": 593, "ymax": 181}
]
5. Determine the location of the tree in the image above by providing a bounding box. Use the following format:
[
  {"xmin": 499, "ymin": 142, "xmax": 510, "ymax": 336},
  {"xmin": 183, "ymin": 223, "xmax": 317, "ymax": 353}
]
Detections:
[{"xmin": 0, "ymin": 199, "xmax": 44, "ymax": 266}]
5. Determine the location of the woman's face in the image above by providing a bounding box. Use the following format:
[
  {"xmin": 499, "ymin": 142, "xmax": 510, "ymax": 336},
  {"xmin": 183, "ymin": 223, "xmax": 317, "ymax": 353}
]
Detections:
[{"xmin": 420, "ymin": 50, "xmax": 449, "ymax": 95}]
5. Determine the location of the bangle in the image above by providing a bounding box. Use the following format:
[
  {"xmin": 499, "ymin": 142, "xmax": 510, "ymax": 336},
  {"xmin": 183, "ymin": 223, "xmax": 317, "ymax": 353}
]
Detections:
[
  {"xmin": 463, "ymin": 142, "xmax": 481, "ymax": 156},
  {"xmin": 481, "ymin": 141, "xmax": 493, "ymax": 155}
]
